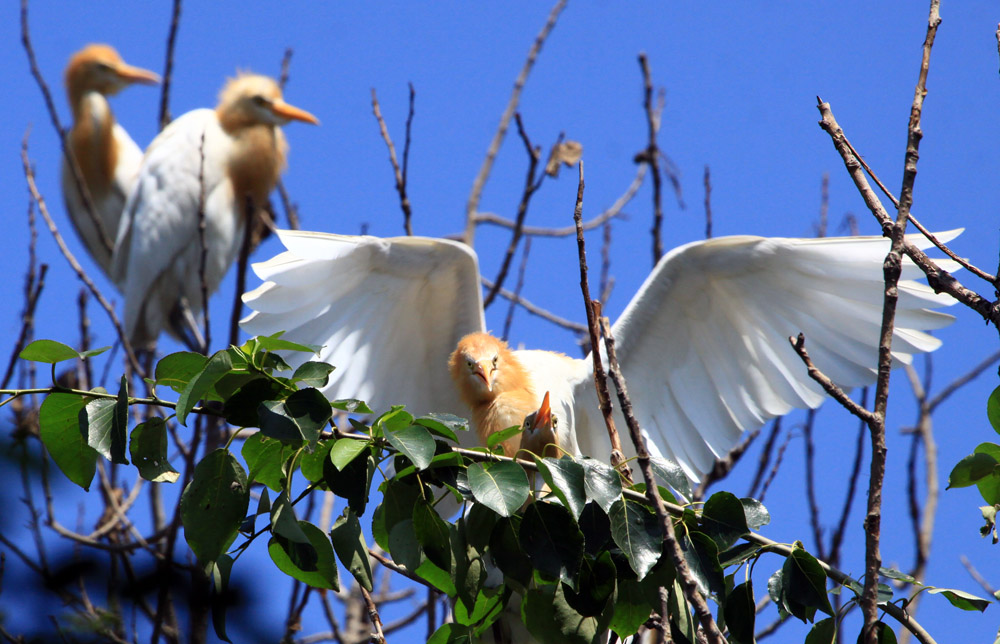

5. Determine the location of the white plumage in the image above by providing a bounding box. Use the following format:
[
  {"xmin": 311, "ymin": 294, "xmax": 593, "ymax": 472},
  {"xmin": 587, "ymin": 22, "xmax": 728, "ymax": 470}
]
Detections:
[
  {"xmin": 112, "ymin": 74, "xmax": 318, "ymax": 347},
  {"xmin": 61, "ymin": 44, "xmax": 159, "ymax": 277},
  {"xmin": 241, "ymin": 229, "xmax": 958, "ymax": 480}
]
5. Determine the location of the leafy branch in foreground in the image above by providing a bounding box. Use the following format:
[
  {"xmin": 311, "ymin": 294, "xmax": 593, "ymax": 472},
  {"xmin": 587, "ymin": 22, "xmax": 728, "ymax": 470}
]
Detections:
[{"xmin": 14, "ymin": 336, "xmax": 989, "ymax": 643}]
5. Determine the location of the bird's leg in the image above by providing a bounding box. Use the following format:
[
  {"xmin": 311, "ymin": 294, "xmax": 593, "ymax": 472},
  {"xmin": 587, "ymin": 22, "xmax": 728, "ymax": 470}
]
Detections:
[{"xmin": 168, "ymin": 297, "xmax": 207, "ymax": 353}]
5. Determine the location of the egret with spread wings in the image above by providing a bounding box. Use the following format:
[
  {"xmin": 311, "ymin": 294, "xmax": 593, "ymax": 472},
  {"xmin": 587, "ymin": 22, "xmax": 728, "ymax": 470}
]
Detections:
[
  {"xmin": 112, "ymin": 73, "xmax": 319, "ymax": 349},
  {"xmin": 241, "ymin": 230, "xmax": 957, "ymax": 479}
]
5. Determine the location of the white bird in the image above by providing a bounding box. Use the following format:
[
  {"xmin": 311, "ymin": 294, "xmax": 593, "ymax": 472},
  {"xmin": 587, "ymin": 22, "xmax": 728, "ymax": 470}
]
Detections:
[
  {"xmin": 62, "ymin": 44, "xmax": 160, "ymax": 277},
  {"xmin": 112, "ymin": 73, "xmax": 319, "ymax": 349},
  {"xmin": 240, "ymin": 229, "xmax": 958, "ymax": 480}
]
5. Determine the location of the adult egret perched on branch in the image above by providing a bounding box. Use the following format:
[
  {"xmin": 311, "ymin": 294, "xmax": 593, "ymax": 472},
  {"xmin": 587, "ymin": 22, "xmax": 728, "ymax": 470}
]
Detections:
[
  {"xmin": 112, "ymin": 73, "xmax": 319, "ymax": 349},
  {"xmin": 62, "ymin": 44, "xmax": 159, "ymax": 277},
  {"xmin": 241, "ymin": 229, "xmax": 957, "ymax": 478}
]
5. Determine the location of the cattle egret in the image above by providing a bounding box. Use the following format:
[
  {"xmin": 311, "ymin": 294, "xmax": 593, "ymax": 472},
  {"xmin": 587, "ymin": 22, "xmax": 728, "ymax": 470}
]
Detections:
[
  {"xmin": 241, "ymin": 229, "xmax": 958, "ymax": 480},
  {"xmin": 112, "ymin": 73, "xmax": 319, "ymax": 349},
  {"xmin": 62, "ymin": 44, "xmax": 160, "ymax": 276}
]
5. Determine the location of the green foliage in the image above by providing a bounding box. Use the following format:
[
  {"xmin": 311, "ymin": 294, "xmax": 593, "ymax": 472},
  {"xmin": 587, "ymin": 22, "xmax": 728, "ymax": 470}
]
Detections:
[
  {"xmin": 949, "ymin": 383, "xmax": 1000, "ymax": 543},
  {"xmin": 23, "ymin": 336, "xmax": 993, "ymax": 643}
]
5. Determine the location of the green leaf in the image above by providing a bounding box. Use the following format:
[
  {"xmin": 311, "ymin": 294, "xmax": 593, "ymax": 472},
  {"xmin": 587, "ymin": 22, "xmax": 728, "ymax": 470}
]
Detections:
[
  {"xmin": 879, "ymin": 567, "xmax": 917, "ymax": 584},
  {"xmin": 329, "ymin": 438, "xmax": 369, "ymax": 471},
  {"xmin": 856, "ymin": 622, "xmax": 897, "ymax": 644},
  {"xmin": 679, "ymin": 531, "xmax": 725, "ymax": 599},
  {"xmin": 323, "ymin": 448, "xmax": 373, "ymax": 515},
  {"xmin": 701, "ymin": 491, "xmax": 750, "ymax": 550},
  {"xmin": 291, "ymin": 361, "xmax": 335, "ymax": 387},
  {"xmin": 487, "ymin": 424, "xmax": 523, "ymax": 452},
  {"xmin": 974, "ymin": 443, "xmax": 1000, "ymax": 505},
  {"xmin": 282, "ymin": 387, "xmax": 332, "ymax": 444},
  {"xmin": 989, "ymin": 385, "xmax": 1000, "ymax": 435},
  {"xmin": 268, "ymin": 520, "xmax": 339, "ymax": 590},
  {"xmin": 723, "ymin": 581, "xmax": 755, "ymax": 644},
  {"xmin": 427, "ymin": 623, "xmax": 474, "ymax": 644},
  {"xmin": 330, "ymin": 507, "xmax": 374, "ymax": 591},
  {"xmin": 180, "ymin": 449, "xmax": 250, "ymax": 562},
  {"xmin": 782, "ymin": 545, "xmax": 834, "ymax": 621},
  {"xmin": 740, "ymin": 497, "xmax": 771, "ymax": 531},
  {"xmin": 609, "ymin": 498, "xmax": 661, "ymax": 580},
  {"xmin": 718, "ymin": 542, "xmax": 762, "ymax": 569},
  {"xmin": 299, "ymin": 439, "xmax": 333, "ymax": 483},
  {"xmin": 609, "ymin": 577, "xmax": 653, "ymax": 639},
  {"xmin": 222, "ymin": 378, "xmax": 286, "ymax": 427},
  {"xmin": 155, "ymin": 352, "xmax": 208, "ymax": 393},
  {"xmin": 805, "ymin": 617, "xmax": 837, "ymax": 644},
  {"xmin": 210, "ymin": 555, "xmax": 234, "ymax": 643},
  {"xmin": 373, "ymin": 478, "xmax": 421, "ymax": 551},
  {"xmin": 579, "ymin": 502, "xmax": 612, "ymax": 556},
  {"xmin": 519, "ymin": 501, "xmax": 584, "ymax": 585},
  {"xmin": 452, "ymin": 587, "xmax": 504, "ymax": 627},
  {"xmin": 413, "ymin": 499, "xmax": 452, "ymax": 571},
  {"xmin": 414, "ymin": 413, "xmax": 468, "ymax": 443},
  {"xmin": 489, "ymin": 516, "xmax": 533, "ymax": 589},
  {"xmin": 947, "ymin": 451, "xmax": 999, "ymax": 488},
  {"xmin": 176, "ymin": 350, "xmax": 232, "ymax": 426},
  {"xmin": 562, "ymin": 550, "xmax": 616, "ymax": 616},
  {"xmin": 927, "ymin": 587, "xmax": 991, "ymax": 612},
  {"xmin": 20, "ymin": 339, "xmax": 92, "ymax": 364},
  {"xmin": 271, "ymin": 492, "xmax": 310, "ymax": 543},
  {"xmin": 383, "ymin": 424, "xmax": 435, "ymax": 471},
  {"xmin": 580, "ymin": 457, "xmax": 622, "ymax": 513},
  {"xmin": 649, "ymin": 456, "xmax": 692, "ymax": 500},
  {"xmin": 254, "ymin": 333, "xmax": 321, "ymax": 355},
  {"xmin": 467, "ymin": 461, "xmax": 529, "ymax": 517},
  {"xmin": 129, "ymin": 417, "xmax": 179, "ymax": 483},
  {"xmin": 536, "ymin": 456, "xmax": 586, "ymax": 519},
  {"xmin": 242, "ymin": 433, "xmax": 298, "ymax": 492},
  {"xmin": 523, "ymin": 582, "xmax": 611, "ymax": 644},
  {"xmin": 80, "ymin": 382, "xmax": 129, "ymax": 465},
  {"xmin": 331, "ymin": 398, "xmax": 374, "ymax": 414},
  {"xmin": 39, "ymin": 392, "xmax": 97, "ymax": 490}
]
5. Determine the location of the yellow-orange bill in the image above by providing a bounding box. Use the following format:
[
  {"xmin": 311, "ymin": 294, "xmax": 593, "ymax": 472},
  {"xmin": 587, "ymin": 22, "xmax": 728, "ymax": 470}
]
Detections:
[{"xmin": 270, "ymin": 99, "xmax": 320, "ymax": 125}]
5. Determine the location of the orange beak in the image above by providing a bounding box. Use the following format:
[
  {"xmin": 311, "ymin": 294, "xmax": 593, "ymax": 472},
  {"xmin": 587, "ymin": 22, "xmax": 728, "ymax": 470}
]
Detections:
[
  {"xmin": 474, "ymin": 360, "xmax": 493, "ymax": 392},
  {"xmin": 115, "ymin": 63, "xmax": 161, "ymax": 86},
  {"xmin": 533, "ymin": 392, "xmax": 552, "ymax": 430},
  {"xmin": 270, "ymin": 98, "xmax": 320, "ymax": 125}
]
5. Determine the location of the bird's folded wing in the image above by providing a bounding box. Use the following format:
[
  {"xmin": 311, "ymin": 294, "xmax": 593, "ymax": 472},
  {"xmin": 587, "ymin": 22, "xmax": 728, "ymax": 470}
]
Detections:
[
  {"xmin": 577, "ymin": 231, "xmax": 960, "ymax": 480},
  {"xmin": 241, "ymin": 231, "xmax": 486, "ymax": 425},
  {"xmin": 111, "ymin": 109, "xmax": 231, "ymax": 339}
]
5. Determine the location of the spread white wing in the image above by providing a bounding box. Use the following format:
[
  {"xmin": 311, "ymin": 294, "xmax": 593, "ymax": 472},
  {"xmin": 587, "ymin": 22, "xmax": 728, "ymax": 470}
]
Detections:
[
  {"xmin": 112, "ymin": 108, "xmax": 240, "ymax": 345},
  {"xmin": 572, "ymin": 231, "xmax": 960, "ymax": 479},
  {"xmin": 241, "ymin": 231, "xmax": 486, "ymax": 433}
]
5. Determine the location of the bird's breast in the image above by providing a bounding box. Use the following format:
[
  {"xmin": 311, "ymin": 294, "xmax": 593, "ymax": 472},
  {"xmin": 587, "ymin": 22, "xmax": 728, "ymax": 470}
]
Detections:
[
  {"xmin": 68, "ymin": 93, "xmax": 117, "ymax": 195},
  {"xmin": 227, "ymin": 125, "xmax": 287, "ymax": 211}
]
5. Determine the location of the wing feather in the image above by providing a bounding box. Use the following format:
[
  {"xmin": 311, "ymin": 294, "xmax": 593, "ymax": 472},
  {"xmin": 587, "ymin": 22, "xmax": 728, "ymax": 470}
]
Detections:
[
  {"xmin": 574, "ymin": 231, "xmax": 959, "ymax": 479},
  {"xmin": 241, "ymin": 231, "xmax": 486, "ymax": 418}
]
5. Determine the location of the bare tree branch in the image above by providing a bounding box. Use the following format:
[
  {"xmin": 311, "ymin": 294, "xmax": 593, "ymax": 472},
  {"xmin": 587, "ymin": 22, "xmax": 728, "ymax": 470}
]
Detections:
[{"xmin": 158, "ymin": 0, "xmax": 182, "ymax": 130}]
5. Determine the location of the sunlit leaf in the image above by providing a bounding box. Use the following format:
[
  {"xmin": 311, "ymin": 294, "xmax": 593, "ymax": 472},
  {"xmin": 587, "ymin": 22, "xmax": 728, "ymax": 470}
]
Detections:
[
  {"xmin": 330, "ymin": 507, "xmax": 373, "ymax": 591},
  {"xmin": 129, "ymin": 417, "xmax": 179, "ymax": 483},
  {"xmin": 268, "ymin": 520, "xmax": 338, "ymax": 590},
  {"xmin": 927, "ymin": 587, "xmax": 991, "ymax": 612},
  {"xmin": 39, "ymin": 392, "xmax": 97, "ymax": 490},
  {"xmin": 536, "ymin": 456, "xmax": 586, "ymax": 519},
  {"xmin": 291, "ymin": 361, "xmax": 335, "ymax": 387},
  {"xmin": 155, "ymin": 352, "xmax": 208, "ymax": 394},
  {"xmin": 580, "ymin": 457, "xmax": 622, "ymax": 513},
  {"xmin": 609, "ymin": 498, "xmax": 660, "ymax": 580},
  {"xmin": 177, "ymin": 350, "xmax": 232, "ymax": 426},
  {"xmin": 467, "ymin": 461, "xmax": 529, "ymax": 517}
]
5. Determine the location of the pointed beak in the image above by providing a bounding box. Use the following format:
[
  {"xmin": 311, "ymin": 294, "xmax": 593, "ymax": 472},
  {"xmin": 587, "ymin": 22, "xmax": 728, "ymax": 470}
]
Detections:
[
  {"xmin": 533, "ymin": 392, "xmax": 552, "ymax": 430},
  {"xmin": 270, "ymin": 98, "xmax": 320, "ymax": 125},
  {"xmin": 114, "ymin": 63, "xmax": 161, "ymax": 86},
  {"xmin": 474, "ymin": 361, "xmax": 493, "ymax": 392}
]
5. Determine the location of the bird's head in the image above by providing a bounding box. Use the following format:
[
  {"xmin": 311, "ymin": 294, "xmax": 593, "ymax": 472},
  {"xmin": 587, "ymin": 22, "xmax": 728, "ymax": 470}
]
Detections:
[
  {"xmin": 217, "ymin": 73, "xmax": 320, "ymax": 132},
  {"xmin": 64, "ymin": 44, "xmax": 160, "ymax": 104},
  {"xmin": 449, "ymin": 332, "xmax": 512, "ymax": 404}
]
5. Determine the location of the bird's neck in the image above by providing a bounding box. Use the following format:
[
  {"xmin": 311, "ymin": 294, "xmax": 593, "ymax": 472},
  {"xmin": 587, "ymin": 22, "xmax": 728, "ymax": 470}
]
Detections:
[
  {"xmin": 67, "ymin": 92, "xmax": 117, "ymax": 195},
  {"xmin": 226, "ymin": 125, "xmax": 288, "ymax": 211}
]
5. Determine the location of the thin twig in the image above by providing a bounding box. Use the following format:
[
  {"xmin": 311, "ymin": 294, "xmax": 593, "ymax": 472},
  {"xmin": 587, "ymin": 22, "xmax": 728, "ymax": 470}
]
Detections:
[
  {"xmin": 598, "ymin": 315, "xmax": 724, "ymax": 644},
  {"xmin": 474, "ymin": 163, "xmax": 643, "ymax": 237},
  {"xmin": 21, "ymin": 138, "xmax": 145, "ymax": 378},
  {"xmin": 481, "ymin": 276, "xmax": 587, "ymax": 334},
  {"xmin": 789, "ymin": 334, "xmax": 876, "ymax": 424},
  {"xmin": 278, "ymin": 48, "xmax": 294, "ymax": 90},
  {"xmin": 694, "ymin": 424, "xmax": 761, "ymax": 501},
  {"xmin": 637, "ymin": 53, "xmax": 665, "ymax": 265},
  {"xmin": 927, "ymin": 349, "xmax": 1000, "ymax": 412},
  {"xmin": 703, "ymin": 165, "xmax": 712, "ymax": 239},
  {"xmin": 3, "ymin": 200, "xmax": 46, "ymax": 390},
  {"xmin": 483, "ymin": 113, "xmax": 543, "ymax": 308},
  {"xmin": 20, "ymin": 0, "xmax": 113, "ymax": 257},
  {"xmin": 501, "ymin": 237, "xmax": 532, "ymax": 342},
  {"xmin": 572, "ymin": 162, "xmax": 630, "ymax": 478},
  {"xmin": 463, "ymin": 0, "xmax": 567, "ymax": 245},
  {"xmin": 371, "ymin": 87, "xmax": 414, "ymax": 235},
  {"xmin": 158, "ymin": 0, "xmax": 182, "ymax": 130},
  {"xmin": 229, "ymin": 195, "xmax": 256, "ymax": 348},
  {"xmin": 747, "ymin": 418, "xmax": 781, "ymax": 499},
  {"xmin": 598, "ymin": 220, "xmax": 614, "ymax": 305},
  {"xmin": 828, "ymin": 390, "xmax": 868, "ymax": 567},
  {"xmin": 960, "ymin": 555, "xmax": 997, "ymax": 597},
  {"xmin": 359, "ymin": 587, "xmax": 387, "ymax": 644}
]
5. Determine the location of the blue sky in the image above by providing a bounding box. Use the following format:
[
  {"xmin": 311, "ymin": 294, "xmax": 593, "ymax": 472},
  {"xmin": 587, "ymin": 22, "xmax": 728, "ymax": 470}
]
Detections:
[{"xmin": 1, "ymin": 2, "xmax": 998, "ymax": 642}]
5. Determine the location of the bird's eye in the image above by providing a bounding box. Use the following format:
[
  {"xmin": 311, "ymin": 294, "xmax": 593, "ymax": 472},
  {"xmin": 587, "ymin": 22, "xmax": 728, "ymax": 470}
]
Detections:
[
  {"xmin": 252, "ymin": 95, "xmax": 269, "ymax": 107},
  {"xmin": 467, "ymin": 359, "xmax": 475, "ymax": 369},
  {"xmin": 96, "ymin": 62, "xmax": 113, "ymax": 72},
  {"xmin": 491, "ymin": 355, "xmax": 498, "ymax": 368},
  {"xmin": 552, "ymin": 417, "xmax": 559, "ymax": 428}
]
